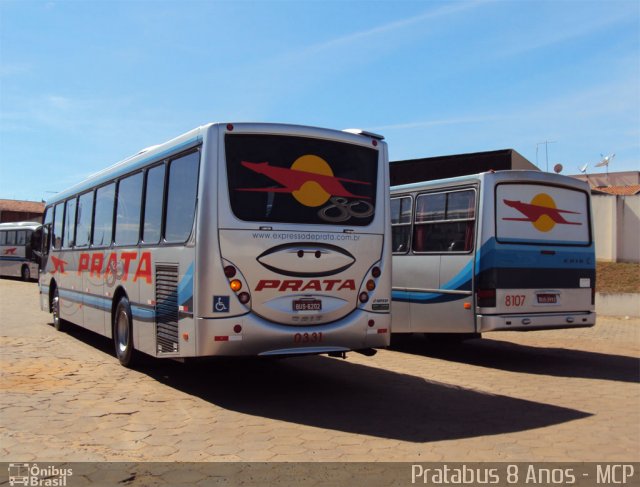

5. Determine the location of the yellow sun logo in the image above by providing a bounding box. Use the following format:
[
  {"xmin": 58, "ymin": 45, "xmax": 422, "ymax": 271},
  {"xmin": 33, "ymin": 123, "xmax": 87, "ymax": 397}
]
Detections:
[
  {"xmin": 290, "ymin": 155, "xmax": 334, "ymax": 207},
  {"xmin": 529, "ymin": 193, "xmax": 557, "ymax": 232}
]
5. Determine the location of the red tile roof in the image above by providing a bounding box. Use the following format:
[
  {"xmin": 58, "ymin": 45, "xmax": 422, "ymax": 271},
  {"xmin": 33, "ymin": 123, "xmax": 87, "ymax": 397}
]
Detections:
[
  {"xmin": 0, "ymin": 199, "xmax": 46, "ymax": 213},
  {"xmin": 591, "ymin": 185, "xmax": 640, "ymax": 196}
]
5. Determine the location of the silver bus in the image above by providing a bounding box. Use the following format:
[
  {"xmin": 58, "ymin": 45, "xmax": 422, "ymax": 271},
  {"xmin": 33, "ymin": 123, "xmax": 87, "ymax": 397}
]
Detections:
[
  {"xmin": 391, "ymin": 170, "xmax": 595, "ymax": 339},
  {"xmin": 39, "ymin": 122, "xmax": 391, "ymax": 366},
  {"xmin": 0, "ymin": 221, "xmax": 41, "ymax": 281}
]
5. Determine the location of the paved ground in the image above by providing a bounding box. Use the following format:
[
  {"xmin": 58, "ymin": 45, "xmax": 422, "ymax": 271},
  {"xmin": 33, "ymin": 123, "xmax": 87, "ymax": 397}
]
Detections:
[{"xmin": 1, "ymin": 278, "xmax": 638, "ymax": 463}]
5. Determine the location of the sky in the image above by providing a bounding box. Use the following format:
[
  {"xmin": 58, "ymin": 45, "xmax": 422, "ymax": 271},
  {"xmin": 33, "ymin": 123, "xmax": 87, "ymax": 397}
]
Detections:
[{"xmin": 1, "ymin": 0, "xmax": 639, "ymax": 202}]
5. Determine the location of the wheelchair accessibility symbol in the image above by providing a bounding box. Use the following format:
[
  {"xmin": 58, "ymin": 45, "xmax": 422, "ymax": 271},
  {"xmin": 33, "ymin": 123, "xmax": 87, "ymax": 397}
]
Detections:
[{"xmin": 213, "ymin": 296, "xmax": 230, "ymax": 313}]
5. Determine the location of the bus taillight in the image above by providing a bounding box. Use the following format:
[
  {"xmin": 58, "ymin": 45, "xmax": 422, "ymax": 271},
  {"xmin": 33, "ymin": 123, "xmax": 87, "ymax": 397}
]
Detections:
[
  {"xmin": 477, "ymin": 288, "xmax": 496, "ymax": 308},
  {"xmin": 222, "ymin": 260, "xmax": 251, "ymax": 308}
]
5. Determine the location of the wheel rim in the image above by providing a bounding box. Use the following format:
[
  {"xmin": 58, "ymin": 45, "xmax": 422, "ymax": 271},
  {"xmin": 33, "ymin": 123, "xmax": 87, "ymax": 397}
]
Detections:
[
  {"xmin": 116, "ymin": 309, "xmax": 130, "ymax": 355},
  {"xmin": 52, "ymin": 293, "xmax": 60, "ymax": 327}
]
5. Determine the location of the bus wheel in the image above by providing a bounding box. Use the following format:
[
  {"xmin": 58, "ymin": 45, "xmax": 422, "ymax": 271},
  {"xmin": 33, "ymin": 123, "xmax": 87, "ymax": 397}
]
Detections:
[
  {"xmin": 21, "ymin": 265, "xmax": 30, "ymax": 281},
  {"xmin": 52, "ymin": 287, "xmax": 63, "ymax": 331},
  {"xmin": 114, "ymin": 297, "xmax": 135, "ymax": 368}
]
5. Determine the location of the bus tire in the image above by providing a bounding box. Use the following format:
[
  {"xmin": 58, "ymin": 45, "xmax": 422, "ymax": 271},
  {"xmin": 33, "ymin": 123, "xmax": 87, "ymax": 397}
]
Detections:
[
  {"xmin": 52, "ymin": 286, "xmax": 63, "ymax": 331},
  {"xmin": 21, "ymin": 265, "xmax": 30, "ymax": 281},
  {"xmin": 114, "ymin": 297, "xmax": 136, "ymax": 368}
]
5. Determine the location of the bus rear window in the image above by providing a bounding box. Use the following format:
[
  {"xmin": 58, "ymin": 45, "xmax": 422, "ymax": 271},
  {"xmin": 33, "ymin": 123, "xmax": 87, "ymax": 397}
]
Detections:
[
  {"xmin": 225, "ymin": 134, "xmax": 378, "ymax": 226},
  {"xmin": 495, "ymin": 183, "xmax": 590, "ymax": 245}
]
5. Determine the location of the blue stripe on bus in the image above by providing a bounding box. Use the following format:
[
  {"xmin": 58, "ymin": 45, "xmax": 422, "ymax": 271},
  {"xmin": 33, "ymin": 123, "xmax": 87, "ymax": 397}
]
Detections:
[
  {"xmin": 57, "ymin": 288, "xmax": 156, "ymax": 322},
  {"xmin": 178, "ymin": 263, "xmax": 194, "ymax": 308},
  {"xmin": 392, "ymin": 260, "xmax": 473, "ymax": 303},
  {"xmin": 0, "ymin": 256, "xmax": 28, "ymax": 262},
  {"xmin": 392, "ymin": 238, "xmax": 595, "ymax": 304},
  {"xmin": 391, "ymin": 290, "xmax": 469, "ymax": 304},
  {"xmin": 477, "ymin": 238, "xmax": 595, "ymax": 272}
]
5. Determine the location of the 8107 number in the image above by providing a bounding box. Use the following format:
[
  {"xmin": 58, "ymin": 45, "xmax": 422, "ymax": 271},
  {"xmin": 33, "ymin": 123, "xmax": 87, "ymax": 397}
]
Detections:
[{"xmin": 505, "ymin": 294, "xmax": 526, "ymax": 307}]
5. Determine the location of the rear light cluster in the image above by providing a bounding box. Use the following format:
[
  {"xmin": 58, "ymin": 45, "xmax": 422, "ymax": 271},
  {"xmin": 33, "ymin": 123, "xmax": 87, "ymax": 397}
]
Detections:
[
  {"xmin": 358, "ymin": 264, "xmax": 382, "ymax": 304},
  {"xmin": 223, "ymin": 262, "xmax": 251, "ymax": 305},
  {"xmin": 477, "ymin": 288, "xmax": 496, "ymax": 308}
]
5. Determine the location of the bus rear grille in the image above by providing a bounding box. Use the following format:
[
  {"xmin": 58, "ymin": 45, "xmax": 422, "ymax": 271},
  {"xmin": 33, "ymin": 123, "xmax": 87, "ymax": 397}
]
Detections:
[{"xmin": 155, "ymin": 264, "xmax": 179, "ymax": 354}]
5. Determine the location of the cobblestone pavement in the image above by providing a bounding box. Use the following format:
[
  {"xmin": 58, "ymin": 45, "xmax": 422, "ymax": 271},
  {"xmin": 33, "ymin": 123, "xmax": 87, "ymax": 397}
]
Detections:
[{"xmin": 1, "ymin": 279, "xmax": 638, "ymax": 463}]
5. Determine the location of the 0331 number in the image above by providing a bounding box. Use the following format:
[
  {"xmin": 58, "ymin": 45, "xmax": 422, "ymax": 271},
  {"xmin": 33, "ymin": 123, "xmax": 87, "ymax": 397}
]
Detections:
[{"xmin": 293, "ymin": 332, "xmax": 323, "ymax": 344}]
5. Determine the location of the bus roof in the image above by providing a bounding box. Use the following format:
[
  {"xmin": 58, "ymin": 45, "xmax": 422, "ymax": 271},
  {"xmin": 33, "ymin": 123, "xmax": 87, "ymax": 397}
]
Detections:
[
  {"xmin": 390, "ymin": 169, "xmax": 590, "ymax": 194},
  {"xmin": 0, "ymin": 221, "xmax": 42, "ymax": 231},
  {"xmin": 45, "ymin": 122, "xmax": 384, "ymax": 206}
]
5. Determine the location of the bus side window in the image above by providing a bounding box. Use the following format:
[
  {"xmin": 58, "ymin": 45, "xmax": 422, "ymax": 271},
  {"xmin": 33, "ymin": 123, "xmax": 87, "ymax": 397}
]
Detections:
[
  {"xmin": 16, "ymin": 230, "xmax": 26, "ymax": 246},
  {"xmin": 0, "ymin": 231, "xmax": 6, "ymax": 245},
  {"xmin": 42, "ymin": 206, "xmax": 53, "ymax": 256},
  {"xmin": 62, "ymin": 198, "xmax": 77, "ymax": 249},
  {"xmin": 413, "ymin": 190, "xmax": 475, "ymax": 253},
  {"xmin": 6, "ymin": 230, "xmax": 16, "ymax": 246},
  {"xmin": 142, "ymin": 164, "xmax": 165, "ymax": 244},
  {"xmin": 93, "ymin": 183, "xmax": 116, "ymax": 247},
  {"xmin": 391, "ymin": 196, "xmax": 412, "ymax": 253},
  {"xmin": 165, "ymin": 151, "xmax": 200, "ymax": 243},
  {"xmin": 52, "ymin": 202, "xmax": 64, "ymax": 250},
  {"xmin": 75, "ymin": 191, "xmax": 94, "ymax": 248},
  {"xmin": 115, "ymin": 172, "xmax": 143, "ymax": 246}
]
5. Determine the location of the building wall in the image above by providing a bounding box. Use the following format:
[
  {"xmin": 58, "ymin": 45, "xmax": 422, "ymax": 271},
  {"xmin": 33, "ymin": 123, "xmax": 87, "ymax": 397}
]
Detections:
[
  {"xmin": 0, "ymin": 211, "xmax": 44, "ymax": 223},
  {"xmin": 592, "ymin": 194, "xmax": 639, "ymax": 263},
  {"xmin": 618, "ymin": 195, "xmax": 640, "ymax": 263}
]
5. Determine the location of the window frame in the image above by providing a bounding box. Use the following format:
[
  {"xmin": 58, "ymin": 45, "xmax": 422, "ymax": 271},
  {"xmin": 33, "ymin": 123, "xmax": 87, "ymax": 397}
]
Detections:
[
  {"xmin": 391, "ymin": 195, "xmax": 413, "ymax": 255},
  {"xmin": 75, "ymin": 190, "xmax": 95, "ymax": 248},
  {"xmin": 139, "ymin": 162, "xmax": 167, "ymax": 247},
  {"xmin": 412, "ymin": 187, "xmax": 477, "ymax": 255},
  {"xmin": 163, "ymin": 148, "xmax": 200, "ymax": 244},
  {"xmin": 114, "ymin": 170, "xmax": 144, "ymax": 247}
]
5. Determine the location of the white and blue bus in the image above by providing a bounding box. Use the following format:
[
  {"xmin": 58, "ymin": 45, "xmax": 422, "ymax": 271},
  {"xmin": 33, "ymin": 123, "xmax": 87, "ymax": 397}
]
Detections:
[
  {"xmin": 39, "ymin": 122, "xmax": 391, "ymax": 366},
  {"xmin": 390, "ymin": 170, "xmax": 595, "ymax": 338},
  {"xmin": 0, "ymin": 221, "xmax": 41, "ymax": 281}
]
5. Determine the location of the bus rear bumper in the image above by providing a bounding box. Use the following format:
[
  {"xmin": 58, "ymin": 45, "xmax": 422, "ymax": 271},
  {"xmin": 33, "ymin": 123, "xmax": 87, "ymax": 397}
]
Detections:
[
  {"xmin": 477, "ymin": 311, "xmax": 596, "ymax": 332},
  {"xmin": 194, "ymin": 311, "xmax": 391, "ymax": 357}
]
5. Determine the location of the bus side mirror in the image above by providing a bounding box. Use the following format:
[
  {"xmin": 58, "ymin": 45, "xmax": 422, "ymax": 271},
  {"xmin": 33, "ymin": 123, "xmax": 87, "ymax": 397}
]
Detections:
[{"xmin": 30, "ymin": 227, "xmax": 43, "ymax": 266}]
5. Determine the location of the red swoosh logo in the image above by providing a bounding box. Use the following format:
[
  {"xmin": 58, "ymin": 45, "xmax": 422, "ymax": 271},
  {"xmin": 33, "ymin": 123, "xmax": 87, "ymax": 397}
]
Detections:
[
  {"xmin": 51, "ymin": 255, "xmax": 68, "ymax": 273},
  {"xmin": 238, "ymin": 161, "xmax": 370, "ymax": 199},
  {"xmin": 503, "ymin": 199, "xmax": 581, "ymax": 225}
]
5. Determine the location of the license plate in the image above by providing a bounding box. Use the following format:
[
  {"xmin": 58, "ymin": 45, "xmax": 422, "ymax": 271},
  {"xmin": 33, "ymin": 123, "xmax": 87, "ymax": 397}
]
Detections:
[
  {"xmin": 537, "ymin": 293, "xmax": 558, "ymax": 304},
  {"xmin": 293, "ymin": 299, "xmax": 322, "ymax": 311}
]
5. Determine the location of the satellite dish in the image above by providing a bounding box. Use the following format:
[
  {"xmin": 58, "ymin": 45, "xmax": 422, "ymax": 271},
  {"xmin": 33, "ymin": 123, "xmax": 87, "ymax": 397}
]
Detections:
[
  {"xmin": 595, "ymin": 153, "xmax": 615, "ymax": 168},
  {"xmin": 579, "ymin": 163, "xmax": 588, "ymax": 173},
  {"xmin": 553, "ymin": 163, "xmax": 563, "ymax": 174}
]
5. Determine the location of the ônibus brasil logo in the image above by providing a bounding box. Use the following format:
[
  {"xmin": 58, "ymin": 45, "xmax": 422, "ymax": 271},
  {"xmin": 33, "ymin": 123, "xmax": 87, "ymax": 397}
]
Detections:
[
  {"xmin": 503, "ymin": 193, "xmax": 582, "ymax": 232},
  {"xmin": 237, "ymin": 155, "xmax": 374, "ymax": 222}
]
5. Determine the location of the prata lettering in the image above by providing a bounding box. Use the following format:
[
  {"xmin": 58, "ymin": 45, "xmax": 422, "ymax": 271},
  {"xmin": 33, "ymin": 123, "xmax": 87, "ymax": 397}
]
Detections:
[
  {"xmin": 77, "ymin": 251, "xmax": 152, "ymax": 283},
  {"xmin": 255, "ymin": 279, "xmax": 356, "ymax": 292}
]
